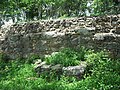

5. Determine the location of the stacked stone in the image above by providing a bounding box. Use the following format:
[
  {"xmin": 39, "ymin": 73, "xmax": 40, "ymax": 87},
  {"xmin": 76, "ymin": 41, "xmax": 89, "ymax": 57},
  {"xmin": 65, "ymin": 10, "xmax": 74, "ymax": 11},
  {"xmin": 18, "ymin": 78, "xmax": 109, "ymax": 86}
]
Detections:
[
  {"xmin": 34, "ymin": 59, "xmax": 87, "ymax": 79},
  {"xmin": 0, "ymin": 14, "xmax": 120, "ymax": 59}
]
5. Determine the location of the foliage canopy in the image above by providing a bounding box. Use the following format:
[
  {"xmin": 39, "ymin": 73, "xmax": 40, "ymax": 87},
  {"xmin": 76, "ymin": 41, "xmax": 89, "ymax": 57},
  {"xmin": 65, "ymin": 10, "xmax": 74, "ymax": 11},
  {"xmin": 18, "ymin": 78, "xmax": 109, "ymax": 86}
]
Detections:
[{"xmin": 0, "ymin": 0, "xmax": 119, "ymax": 23}]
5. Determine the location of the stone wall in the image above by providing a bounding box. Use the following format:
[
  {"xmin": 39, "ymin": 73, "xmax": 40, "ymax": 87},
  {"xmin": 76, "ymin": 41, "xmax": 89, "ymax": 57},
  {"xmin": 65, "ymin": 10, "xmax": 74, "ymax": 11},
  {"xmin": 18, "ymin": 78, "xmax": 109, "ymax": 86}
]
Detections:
[{"xmin": 0, "ymin": 15, "xmax": 120, "ymax": 59}]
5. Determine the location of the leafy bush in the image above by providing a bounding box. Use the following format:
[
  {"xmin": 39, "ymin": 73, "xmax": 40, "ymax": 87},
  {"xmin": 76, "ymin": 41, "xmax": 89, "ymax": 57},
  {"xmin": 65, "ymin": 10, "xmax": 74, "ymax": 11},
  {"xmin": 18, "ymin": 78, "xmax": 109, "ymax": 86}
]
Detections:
[
  {"xmin": 80, "ymin": 51, "xmax": 120, "ymax": 90},
  {"xmin": 75, "ymin": 46, "xmax": 88, "ymax": 61},
  {"xmin": 45, "ymin": 48, "xmax": 81, "ymax": 67},
  {"xmin": 0, "ymin": 48, "xmax": 120, "ymax": 90}
]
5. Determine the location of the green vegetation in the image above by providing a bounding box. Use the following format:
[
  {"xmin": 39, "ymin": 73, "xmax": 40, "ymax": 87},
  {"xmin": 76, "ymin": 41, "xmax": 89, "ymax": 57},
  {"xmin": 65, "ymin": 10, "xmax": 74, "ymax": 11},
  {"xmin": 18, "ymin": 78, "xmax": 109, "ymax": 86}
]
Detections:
[
  {"xmin": 0, "ymin": 48, "xmax": 120, "ymax": 90},
  {"xmin": 0, "ymin": 0, "xmax": 119, "ymax": 89},
  {"xmin": 0, "ymin": 0, "xmax": 119, "ymax": 23},
  {"xmin": 45, "ymin": 47, "xmax": 87, "ymax": 66},
  {"xmin": 45, "ymin": 48, "xmax": 80, "ymax": 67}
]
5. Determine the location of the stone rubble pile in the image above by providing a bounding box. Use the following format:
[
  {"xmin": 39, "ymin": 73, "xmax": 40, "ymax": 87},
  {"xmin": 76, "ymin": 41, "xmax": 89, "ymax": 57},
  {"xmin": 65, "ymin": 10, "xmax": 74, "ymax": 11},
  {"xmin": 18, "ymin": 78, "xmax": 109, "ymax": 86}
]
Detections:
[{"xmin": 34, "ymin": 59, "xmax": 87, "ymax": 79}]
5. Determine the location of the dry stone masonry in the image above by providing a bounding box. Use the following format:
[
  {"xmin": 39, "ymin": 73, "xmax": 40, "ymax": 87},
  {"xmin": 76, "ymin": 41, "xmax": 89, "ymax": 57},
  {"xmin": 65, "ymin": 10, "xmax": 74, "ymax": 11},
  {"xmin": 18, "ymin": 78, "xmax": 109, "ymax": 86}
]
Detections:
[{"xmin": 0, "ymin": 15, "xmax": 120, "ymax": 59}]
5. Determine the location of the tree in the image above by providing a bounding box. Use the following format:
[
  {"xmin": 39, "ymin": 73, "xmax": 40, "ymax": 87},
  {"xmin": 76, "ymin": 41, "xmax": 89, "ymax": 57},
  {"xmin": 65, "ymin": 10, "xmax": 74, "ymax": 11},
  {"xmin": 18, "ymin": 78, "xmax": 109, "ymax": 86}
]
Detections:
[{"xmin": 0, "ymin": 0, "xmax": 119, "ymax": 23}]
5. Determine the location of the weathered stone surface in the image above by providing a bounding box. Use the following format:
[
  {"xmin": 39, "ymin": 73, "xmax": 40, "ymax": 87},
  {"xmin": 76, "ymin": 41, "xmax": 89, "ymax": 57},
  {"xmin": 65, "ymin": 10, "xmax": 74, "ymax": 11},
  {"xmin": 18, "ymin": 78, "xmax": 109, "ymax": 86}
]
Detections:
[
  {"xmin": 34, "ymin": 61, "xmax": 46, "ymax": 70},
  {"xmin": 41, "ymin": 65, "xmax": 51, "ymax": 72},
  {"xmin": 51, "ymin": 64, "xmax": 62, "ymax": 71},
  {"xmin": 94, "ymin": 33, "xmax": 115, "ymax": 41},
  {"xmin": 34, "ymin": 60, "xmax": 87, "ymax": 79},
  {"xmin": 34, "ymin": 59, "xmax": 42, "ymax": 64},
  {"xmin": 62, "ymin": 62, "xmax": 87, "ymax": 77},
  {"xmin": 0, "ymin": 14, "xmax": 120, "ymax": 59}
]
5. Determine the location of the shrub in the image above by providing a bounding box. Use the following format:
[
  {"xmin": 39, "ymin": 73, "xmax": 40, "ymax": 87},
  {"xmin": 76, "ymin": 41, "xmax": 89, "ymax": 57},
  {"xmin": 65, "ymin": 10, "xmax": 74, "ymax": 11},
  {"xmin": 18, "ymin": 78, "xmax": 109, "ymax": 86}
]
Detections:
[
  {"xmin": 80, "ymin": 51, "xmax": 120, "ymax": 90},
  {"xmin": 75, "ymin": 46, "xmax": 88, "ymax": 61},
  {"xmin": 45, "ymin": 48, "xmax": 80, "ymax": 67},
  {"xmin": 0, "ymin": 48, "xmax": 120, "ymax": 90}
]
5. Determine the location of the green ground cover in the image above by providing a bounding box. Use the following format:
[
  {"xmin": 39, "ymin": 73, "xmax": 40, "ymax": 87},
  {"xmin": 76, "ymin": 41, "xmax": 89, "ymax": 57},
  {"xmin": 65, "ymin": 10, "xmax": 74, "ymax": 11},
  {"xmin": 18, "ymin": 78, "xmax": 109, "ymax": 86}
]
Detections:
[{"xmin": 0, "ymin": 48, "xmax": 120, "ymax": 90}]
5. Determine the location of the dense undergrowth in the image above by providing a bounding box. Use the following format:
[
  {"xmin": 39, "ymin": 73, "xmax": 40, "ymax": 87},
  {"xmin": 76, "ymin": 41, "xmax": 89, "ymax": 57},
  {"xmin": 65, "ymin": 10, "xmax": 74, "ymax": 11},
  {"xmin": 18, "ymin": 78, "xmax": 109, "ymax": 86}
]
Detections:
[
  {"xmin": 45, "ymin": 48, "xmax": 87, "ymax": 67},
  {"xmin": 0, "ymin": 48, "xmax": 120, "ymax": 90}
]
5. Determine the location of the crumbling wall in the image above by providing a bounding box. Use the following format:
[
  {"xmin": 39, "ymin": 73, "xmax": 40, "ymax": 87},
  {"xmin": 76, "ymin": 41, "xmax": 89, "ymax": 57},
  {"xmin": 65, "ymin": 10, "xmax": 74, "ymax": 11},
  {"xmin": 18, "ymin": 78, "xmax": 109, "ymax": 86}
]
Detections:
[{"xmin": 0, "ymin": 15, "xmax": 120, "ymax": 59}]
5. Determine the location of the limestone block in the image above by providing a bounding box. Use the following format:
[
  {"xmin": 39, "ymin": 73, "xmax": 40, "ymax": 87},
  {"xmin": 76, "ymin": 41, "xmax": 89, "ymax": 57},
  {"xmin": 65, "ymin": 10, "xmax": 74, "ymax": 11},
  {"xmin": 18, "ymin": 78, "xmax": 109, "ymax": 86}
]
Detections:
[
  {"xmin": 94, "ymin": 33, "xmax": 115, "ymax": 41},
  {"xmin": 34, "ymin": 61, "xmax": 46, "ymax": 70},
  {"xmin": 111, "ymin": 15, "xmax": 118, "ymax": 21},
  {"xmin": 41, "ymin": 64, "xmax": 51, "ymax": 72},
  {"xmin": 51, "ymin": 64, "xmax": 62, "ymax": 71},
  {"xmin": 62, "ymin": 62, "xmax": 87, "ymax": 76},
  {"xmin": 115, "ymin": 26, "xmax": 120, "ymax": 34},
  {"xmin": 74, "ymin": 27, "xmax": 93, "ymax": 35},
  {"xmin": 53, "ymin": 24, "xmax": 60, "ymax": 28}
]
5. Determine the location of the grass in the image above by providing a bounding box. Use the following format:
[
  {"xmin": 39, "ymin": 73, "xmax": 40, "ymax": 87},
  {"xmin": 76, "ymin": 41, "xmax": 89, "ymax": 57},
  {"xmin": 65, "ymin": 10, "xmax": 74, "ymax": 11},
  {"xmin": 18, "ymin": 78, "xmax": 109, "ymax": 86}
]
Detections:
[{"xmin": 0, "ymin": 48, "xmax": 120, "ymax": 90}]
